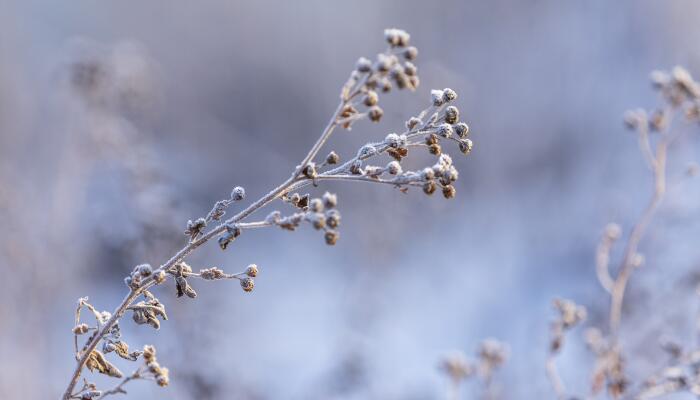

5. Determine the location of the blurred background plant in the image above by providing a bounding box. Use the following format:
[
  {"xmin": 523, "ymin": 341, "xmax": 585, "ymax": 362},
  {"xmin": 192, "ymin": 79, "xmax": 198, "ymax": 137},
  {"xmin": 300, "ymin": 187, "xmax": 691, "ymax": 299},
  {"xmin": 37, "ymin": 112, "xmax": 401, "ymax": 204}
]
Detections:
[{"xmin": 2, "ymin": 1, "xmax": 700, "ymax": 399}]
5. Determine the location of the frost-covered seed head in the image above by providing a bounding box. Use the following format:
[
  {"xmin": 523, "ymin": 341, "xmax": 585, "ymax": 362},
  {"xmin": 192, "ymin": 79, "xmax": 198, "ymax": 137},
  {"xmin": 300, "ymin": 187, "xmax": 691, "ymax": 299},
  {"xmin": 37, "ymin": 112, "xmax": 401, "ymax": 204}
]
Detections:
[
  {"xmin": 358, "ymin": 144, "xmax": 377, "ymax": 158},
  {"xmin": 404, "ymin": 46, "xmax": 418, "ymax": 60},
  {"xmin": 368, "ymin": 106, "xmax": 384, "ymax": 122},
  {"xmin": 355, "ymin": 57, "xmax": 372, "ymax": 73},
  {"xmin": 309, "ymin": 198, "xmax": 324, "ymax": 213},
  {"xmin": 240, "ymin": 277, "xmax": 255, "ymax": 292},
  {"xmin": 431, "ymin": 89, "xmax": 445, "ymax": 106},
  {"xmin": 326, "ymin": 209, "xmax": 341, "ymax": 228},
  {"xmin": 454, "ymin": 122, "xmax": 470, "ymax": 138},
  {"xmin": 231, "ymin": 186, "xmax": 246, "ymax": 201},
  {"xmin": 325, "ymin": 230, "xmax": 339, "ymax": 245},
  {"xmin": 245, "ymin": 264, "xmax": 258, "ymax": 277},
  {"xmin": 423, "ymin": 181, "xmax": 437, "ymax": 195},
  {"xmin": 363, "ymin": 90, "xmax": 379, "ymax": 107},
  {"xmin": 322, "ymin": 192, "xmax": 337, "ymax": 208},
  {"xmin": 326, "ymin": 151, "xmax": 339, "ymax": 165},
  {"xmin": 154, "ymin": 270, "xmax": 166, "ymax": 284},
  {"xmin": 429, "ymin": 143, "xmax": 442, "ymax": 155},
  {"xmin": 442, "ymin": 88, "xmax": 458, "ymax": 102},
  {"xmin": 460, "ymin": 139, "xmax": 473, "ymax": 155},
  {"xmin": 404, "ymin": 62, "xmax": 417, "ymax": 76},
  {"xmin": 437, "ymin": 123, "xmax": 453, "ymax": 138},
  {"xmin": 386, "ymin": 161, "xmax": 402, "ymax": 175},
  {"xmin": 384, "ymin": 133, "xmax": 401, "ymax": 148},
  {"xmin": 137, "ymin": 264, "xmax": 153, "ymax": 277},
  {"xmin": 406, "ymin": 117, "xmax": 422, "ymax": 130},
  {"xmin": 421, "ymin": 167, "xmax": 435, "ymax": 181},
  {"xmin": 303, "ymin": 162, "xmax": 317, "ymax": 179},
  {"xmin": 444, "ymin": 106, "xmax": 459, "ymax": 124},
  {"xmin": 384, "ymin": 28, "xmax": 410, "ymax": 47},
  {"xmin": 442, "ymin": 185, "xmax": 456, "ymax": 199}
]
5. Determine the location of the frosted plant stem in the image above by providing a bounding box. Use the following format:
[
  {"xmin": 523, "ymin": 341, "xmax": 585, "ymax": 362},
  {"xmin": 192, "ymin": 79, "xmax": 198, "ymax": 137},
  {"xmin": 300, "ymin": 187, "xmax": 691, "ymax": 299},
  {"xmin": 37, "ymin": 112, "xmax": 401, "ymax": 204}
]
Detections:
[{"xmin": 61, "ymin": 99, "xmax": 347, "ymax": 400}]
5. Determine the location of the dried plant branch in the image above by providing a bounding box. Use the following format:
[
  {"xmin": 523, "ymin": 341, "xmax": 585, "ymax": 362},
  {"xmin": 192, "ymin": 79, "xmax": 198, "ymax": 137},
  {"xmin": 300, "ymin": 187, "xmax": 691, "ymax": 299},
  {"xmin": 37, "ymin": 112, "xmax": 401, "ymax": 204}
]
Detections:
[{"xmin": 61, "ymin": 29, "xmax": 474, "ymax": 399}]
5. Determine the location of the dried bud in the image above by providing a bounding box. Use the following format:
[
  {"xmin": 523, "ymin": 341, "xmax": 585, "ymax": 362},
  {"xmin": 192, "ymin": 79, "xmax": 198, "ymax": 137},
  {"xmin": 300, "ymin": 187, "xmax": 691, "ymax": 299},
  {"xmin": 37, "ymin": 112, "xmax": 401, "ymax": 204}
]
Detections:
[
  {"xmin": 403, "ymin": 62, "xmax": 417, "ymax": 76},
  {"xmin": 436, "ymin": 123, "xmax": 453, "ymax": 138},
  {"xmin": 384, "ymin": 133, "xmax": 401, "ymax": 148},
  {"xmin": 444, "ymin": 106, "xmax": 459, "ymax": 124},
  {"xmin": 326, "ymin": 151, "xmax": 339, "ymax": 165},
  {"xmin": 384, "ymin": 28, "xmax": 410, "ymax": 47},
  {"xmin": 425, "ymin": 133, "xmax": 439, "ymax": 145},
  {"xmin": 403, "ymin": 46, "xmax": 418, "ymax": 60},
  {"xmin": 421, "ymin": 167, "xmax": 435, "ymax": 181},
  {"xmin": 245, "ymin": 264, "xmax": 258, "ymax": 277},
  {"xmin": 231, "ymin": 186, "xmax": 246, "ymax": 201},
  {"xmin": 363, "ymin": 90, "xmax": 379, "ymax": 107},
  {"xmin": 184, "ymin": 218, "xmax": 207, "ymax": 239},
  {"xmin": 154, "ymin": 270, "xmax": 166, "ymax": 284},
  {"xmin": 386, "ymin": 161, "xmax": 402, "ymax": 175},
  {"xmin": 406, "ymin": 117, "xmax": 422, "ymax": 130},
  {"xmin": 240, "ymin": 277, "xmax": 255, "ymax": 292},
  {"xmin": 326, "ymin": 209, "xmax": 341, "ymax": 229},
  {"xmin": 368, "ymin": 106, "xmax": 384, "ymax": 122},
  {"xmin": 429, "ymin": 143, "xmax": 442, "ymax": 155},
  {"xmin": 303, "ymin": 162, "xmax": 317, "ymax": 179},
  {"xmin": 454, "ymin": 122, "xmax": 470, "ymax": 138},
  {"xmin": 442, "ymin": 185, "xmax": 456, "ymax": 199},
  {"xmin": 309, "ymin": 198, "xmax": 324, "ymax": 213},
  {"xmin": 200, "ymin": 267, "xmax": 226, "ymax": 280},
  {"xmin": 442, "ymin": 88, "xmax": 458, "ymax": 102},
  {"xmin": 355, "ymin": 57, "xmax": 372, "ymax": 73},
  {"xmin": 431, "ymin": 89, "xmax": 445, "ymax": 106},
  {"xmin": 459, "ymin": 139, "xmax": 473, "ymax": 155},
  {"xmin": 73, "ymin": 323, "xmax": 90, "ymax": 335},
  {"xmin": 325, "ymin": 230, "xmax": 339, "ymax": 245},
  {"xmin": 136, "ymin": 264, "xmax": 152, "ymax": 277},
  {"xmin": 322, "ymin": 192, "xmax": 338, "ymax": 208},
  {"xmin": 423, "ymin": 181, "xmax": 437, "ymax": 195}
]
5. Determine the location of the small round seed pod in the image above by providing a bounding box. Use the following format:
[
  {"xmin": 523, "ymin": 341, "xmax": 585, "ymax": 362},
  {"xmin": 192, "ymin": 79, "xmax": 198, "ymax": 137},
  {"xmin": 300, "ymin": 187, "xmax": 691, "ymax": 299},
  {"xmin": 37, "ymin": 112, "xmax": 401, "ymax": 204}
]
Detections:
[
  {"xmin": 356, "ymin": 57, "xmax": 372, "ymax": 73},
  {"xmin": 442, "ymin": 88, "xmax": 458, "ymax": 102},
  {"xmin": 425, "ymin": 133, "xmax": 439, "ymax": 145},
  {"xmin": 240, "ymin": 277, "xmax": 255, "ymax": 292},
  {"xmin": 363, "ymin": 90, "xmax": 379, "ymax": 107},
  {"xmin": 444, "ymin": 106, "xmax": 459, "ymax": 124},
  {"xmin": 326, "ymin": 209, "xmax": 341, "ymax": 228},
  {"xmin": 309, "ymin": 198, "xmax": 324, "ymax": 213},
  {"xmin": 459, "ymin": 139, "xmax": 473, "ymax": 155},
  {"xmin": 454, "ymin": 122, "xmax": 470, "ymax": 138},
  {"xmin": 325, "ymin": 230, "xmax": 339, "ymax": 245},
  {"xmin": 368, "ymin": 106, "xmax": 384, "ymax": 122},
  {"xmin": 380, "ymin": 79, "xmax": 392, "ymax": 93},
  {"xmin": 436, "ymin": 123, "xmax": 453, "ymax": 138},
  {"xmin": 303, "ymin": 162, "xmax": 317, "ymax": 179},
  {"xmin": 385, "ymin": 133, "xmax": 401, "ymax": 148},
  {"xmin": 322, "ymin": 192, "xmax": 338, "ymax": 208},
  {"xmin": 429, "ymin": 143, "xmax": 442, "ymax": 155},
  {"xmin": 310, "ymin": 213, "xmax": 326, "ymax": 230},
  {"xmin": 403, "ymin": 62, "xmax": 417, "ymax": 76},
  {"xmin": 325, "ymin": 151, "xmax": 339, "ymax": 165},
  {"xmin": 431, "ymin": 89, "xmax": 445, "ymax": 106},
  {"xmin": 137, "ymin": 264, "xmax": 153, "ymax": 277},
  {"xmin": 423, "ymin": 181, "xmax": 437, "ymax": 195},
  {"xmin": 245, "ymin": 264, "xmax": 258, "ymax": 277},
  {"xmin": 231, "ymin": 186, "xmax": 246, "ymax": 201},
  {"xmin": 406, "ymin": 117, "xmax": 422, "ymax": 130},
  {"xmin": 386, "ymin": 161, "xmax": 402, "ymax": 175},
  {"xmin": 154, "ymin": 270, "xmax": 166, "ymax": 284},
  {"xmin": 73, "ymin": 323, "xmax": 90, "ymax": 335},
  {"xmin": 403, "ymin": 46, "xmax": 418, "ymax": 60},
  {"xmin": 421, "ymin": 167, "xmax": 435, "ymax": 181},
  {"xmin": 442, "ymin": 185, "xmax": 457, "ymax": 199}
]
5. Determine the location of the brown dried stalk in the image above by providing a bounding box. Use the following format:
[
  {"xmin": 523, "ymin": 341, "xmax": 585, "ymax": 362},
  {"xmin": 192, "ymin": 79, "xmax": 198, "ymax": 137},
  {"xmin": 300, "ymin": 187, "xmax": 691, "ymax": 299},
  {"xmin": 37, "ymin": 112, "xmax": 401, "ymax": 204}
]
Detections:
[{"xmin": 62, "ymin": 29, "xmax": 474, "ymax": 399}]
